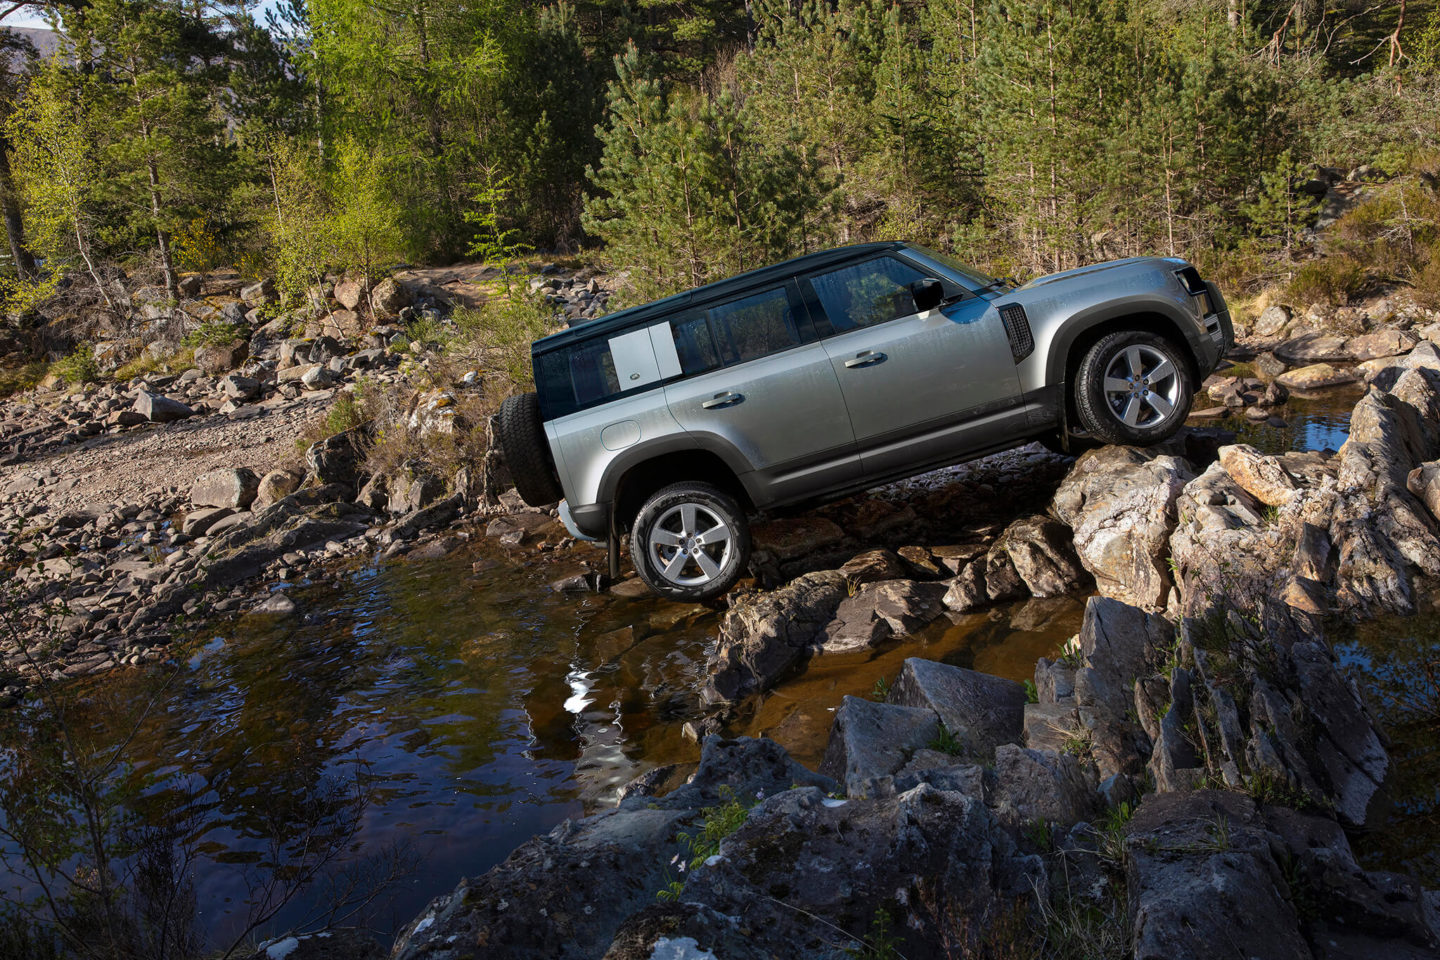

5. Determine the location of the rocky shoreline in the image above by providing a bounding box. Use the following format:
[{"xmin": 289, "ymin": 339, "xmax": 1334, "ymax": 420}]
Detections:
[{"xmin": 5, "ymin": 277, "xmax": 1440, "ymax": 958}]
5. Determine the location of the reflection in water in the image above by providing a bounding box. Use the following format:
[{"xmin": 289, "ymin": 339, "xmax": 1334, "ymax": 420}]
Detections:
[
  {"xmin": 1192, "ymin": 386, "xmax": 1360, "ymax": 457},
  {"xmin": 0, "ymin": 536, "xmax": 1083, "ymax": 945},
  {"xmin": 1335, "ymin": 614, "xmax": 1440, "ymax": 887}
]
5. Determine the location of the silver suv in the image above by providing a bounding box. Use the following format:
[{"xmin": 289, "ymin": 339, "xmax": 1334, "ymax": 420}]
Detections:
[{"xmin": 497, "ymin": 242, "xmax": 1231, "ymax": 600}]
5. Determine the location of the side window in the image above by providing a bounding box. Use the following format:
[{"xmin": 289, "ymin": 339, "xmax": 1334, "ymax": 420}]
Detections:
[
  {"xmin": 569, "ymin": 339, "xmax": 621, "ymax": 406},
  {"xmin": 706, "ymin": 287, "xmax": 800, "ymax": 365},
  {"xmin": 672, "ymin": 314, "xmax": 721, "ymax": 375},
  {"xmin": 808, "ymin": 256, "xmax": 931, "ymax": 333}
]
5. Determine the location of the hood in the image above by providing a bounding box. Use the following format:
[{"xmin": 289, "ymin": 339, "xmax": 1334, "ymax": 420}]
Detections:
[{"xmin": 1019, "ymin": 257, "xmax": 1172, "ymax": 289}]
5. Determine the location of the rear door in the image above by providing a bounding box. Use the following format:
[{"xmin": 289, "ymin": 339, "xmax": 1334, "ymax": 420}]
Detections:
[
  {"xmin": 803, "ymin": 255, "xmax": 1025, "ymax": 477},
  {"xmin": 663, "ymin": 281, "xmax": 860, "ymax": 506}
]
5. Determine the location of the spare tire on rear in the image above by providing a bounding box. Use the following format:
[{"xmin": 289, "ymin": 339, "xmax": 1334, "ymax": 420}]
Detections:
[{"xmin": 496, "ymin": 392, "xmax": 564, "ymax": 507}]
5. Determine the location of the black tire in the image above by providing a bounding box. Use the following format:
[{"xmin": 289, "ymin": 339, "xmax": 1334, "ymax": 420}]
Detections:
[
  {"xmin": 496, "ymin": 392, "xmax": 564, "ymax": 507},
  {"xmin": 1074, "ymin": 331, "xmax": 1193, "ymax": 446},
  {"xmin": 629, "ymin": 482, "xmax": 751, "ymax": 602}
]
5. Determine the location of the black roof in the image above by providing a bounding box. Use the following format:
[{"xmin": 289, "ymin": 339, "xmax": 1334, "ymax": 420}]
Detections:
[{"xmin": 532, "ymin": 242, "xmax": 907, "ymax": 355}]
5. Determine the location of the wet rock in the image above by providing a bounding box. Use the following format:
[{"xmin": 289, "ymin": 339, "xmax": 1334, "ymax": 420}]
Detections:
[
  {"xmin": 890, "ymin": 658, "xmax": 1026, "ymax": 759},
  {"xmin": 818, "ymin": 695, "xmax": 939, "ymax": 798},
  {"xmin": 193, "ymin": 340, "xmax": 249, "ymax": 375},
  {"xmin": 941, "ymin": 560, "xmax": 988, "ymax": 612},
  {"xmin": 820, "ymin": 579, "xmax": 946, "ymax": 652},
  {"xmin": 703, "ymin": 571, "xmax": 848, "ymax": 704},
  {"xmin": 1275, "ymin": 362, "xmax": 1358, "ymax": 392},
  {"xmin": 1051, "ymin": 446, "xmax": 1194, "ymax": 613},
  {"xmin": 132, "ymin": 391, "xmax": 194, "ymax": 423},
  {"xmin": 1217, "ymin": 443, "xmax": 1299, "ymax": 507},
  {"xmin": 191, "ymin": 468, "xmax": 260, "ymax": 510},
  {"xmin": 750, "ymin": 516, "xmax": 845, "ymax": 562},
  {"xmin": 837, "ymin": 548, "xmax": 909, "ymax": 584},
  {"xmin": 253, "ymin": 470, "xmax": 301, "ymax": 511},
  {"xmin": 250, "ymin": 591, "xmax": 297, "ymax": 616},
  {"xmin": 991, "ymin": 514, "xmax": 1088, "ymax": 597}
]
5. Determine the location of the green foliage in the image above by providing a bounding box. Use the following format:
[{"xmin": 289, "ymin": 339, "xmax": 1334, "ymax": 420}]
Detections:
[
  {"xmin": 1288, "ymin": 256, "xmax": 1367, "ymax": 306},
  {"xmin": 871, "ymin": 674, "xmax": 892, "ymax": 702},
  {"xmin": 1024, "ymin": 679, "xmax": 1039, "ymax": 704},
  {"xmin": 656, "ymin": 785, "xmax": 752, "ymax": 902},
  {"xmin": 452, "ymin": 296, "xmax": 555, "ymax": 389},
  {"xmin": 464, "ymin": 171, "xmax": 533, "ymax": 296},
  {"xmin": 48, "ymin": 344, "xmax": 99, "ymax": 385},
  {"xmin": 181, "ymin": 321, "xmax": 247, "ymax": 348},
  {"xmin": 0, "ymin": 361, "xmax": 49, "ymax": 399},
  {"xmin": 928, "ymin": 721, "xmax": 964, "ymax": 757}
]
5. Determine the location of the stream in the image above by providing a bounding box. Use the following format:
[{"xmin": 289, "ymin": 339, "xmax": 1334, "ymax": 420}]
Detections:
[{"xmin": 6, "ymin": 383, "xmax": 1436, "ymax": 947}]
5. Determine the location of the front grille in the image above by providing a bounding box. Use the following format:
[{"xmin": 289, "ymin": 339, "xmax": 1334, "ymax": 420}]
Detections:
[{"xmin": 998, "ymin": 303, "xmax": 1034, "ymax": 362}]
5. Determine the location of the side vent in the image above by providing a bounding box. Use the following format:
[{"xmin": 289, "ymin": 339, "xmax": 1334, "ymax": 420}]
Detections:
[{"xmin": 998, "ymin": 303, "xmax": 1034, "ymax": 362}]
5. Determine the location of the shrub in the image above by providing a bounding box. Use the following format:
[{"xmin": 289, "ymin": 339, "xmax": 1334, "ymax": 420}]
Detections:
[
  {"xmin": 0, "ymin": 360, "xmax": 49, "ymax": 399},
  {"xmin": 1287, "ymin": 256, "xmax": 1366, "ymax": 306},
  {"xmin": 182, "ymin": 319, "xmax": 247, "ymax": 348},
  {"xmin": 48, "ymin": 343, "xmax": 99, "ymax": 385},
  {"xmin": 452, "ymin": 295, "xmax": 557, "ymax": 389}
]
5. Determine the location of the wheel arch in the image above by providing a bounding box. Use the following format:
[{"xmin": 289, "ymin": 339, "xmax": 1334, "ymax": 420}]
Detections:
[
  {"xmin": 1047, "ymin": 308, "xmax": 1203, "ymax": 416},
  {"xmin": 608, "ymin": 446, "xmax": 754, "ymax": 534}
]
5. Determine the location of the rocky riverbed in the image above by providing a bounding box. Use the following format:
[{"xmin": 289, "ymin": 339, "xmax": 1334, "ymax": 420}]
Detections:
[{"xmin": 5, "ymin": 274, "xmax": 1440, "ymax": 958}]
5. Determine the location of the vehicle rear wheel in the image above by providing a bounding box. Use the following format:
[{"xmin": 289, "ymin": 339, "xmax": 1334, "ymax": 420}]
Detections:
[
  {"xmin": 1074, "ymin": 331, "xmax": 1193, "ymax": 446},
  {"xmin": 496, "ymin": 392, "xmax": 565, "ymax": 507},
  {"xmin": 630, "ymin": 482, "xmax": 751, "ymax": 602}
]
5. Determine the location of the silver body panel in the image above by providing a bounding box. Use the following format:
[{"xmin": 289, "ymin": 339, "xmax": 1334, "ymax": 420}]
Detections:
[{"xmin": 540, "ymin": 248, "xmax": 1232, "ymax": 540}]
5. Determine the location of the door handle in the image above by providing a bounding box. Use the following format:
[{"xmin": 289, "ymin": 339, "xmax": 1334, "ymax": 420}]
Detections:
[
  {"xmin": 844, "ymin": 351, "xmax": 888, "ymax": 368},
  {"xmin": 702, "ymin": 391, "xmax": 745, "ymax": 409}
]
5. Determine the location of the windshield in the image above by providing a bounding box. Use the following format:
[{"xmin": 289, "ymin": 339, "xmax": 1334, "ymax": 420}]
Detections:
[{"xmin": 904, "ymin": 244, "xmax": 997, "ymax": 290}]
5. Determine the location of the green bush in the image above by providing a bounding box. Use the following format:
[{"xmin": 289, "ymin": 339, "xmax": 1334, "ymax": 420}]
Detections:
[
  {"xmin": 452, "ymin": 296, "xmax": 556, "ymax": 388},
  {"xmin": 1287, "ymin": 256, "xmax": 1366, "ymax": 307},
  {"xmin": 48, "ymin": 344, "xmax": 99, "ymax": 385},
  {"xmin": 182, "ymin": 319, "xmax": 248, "ymax": 348}
]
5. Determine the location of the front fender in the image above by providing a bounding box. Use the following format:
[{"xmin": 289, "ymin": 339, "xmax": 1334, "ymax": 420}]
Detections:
[{"xmin": 1022, "ymin": 295, "xmax": 1207, "ymax": 393}]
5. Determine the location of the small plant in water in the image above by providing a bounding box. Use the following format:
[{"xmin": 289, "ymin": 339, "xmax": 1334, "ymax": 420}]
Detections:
[{"xmin": 871, "ymin": 675, "xmax": 892, "ymax": 702}]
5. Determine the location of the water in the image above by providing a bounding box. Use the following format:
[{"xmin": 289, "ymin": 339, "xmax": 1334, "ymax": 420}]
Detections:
[
  {"xmin": 1194, "ymin": 385, "xmax": 1361, "ymax": 457},
  {"xmin": 1334, "ymin": 612, "xmax": 1440, "ymax": 886},
  {"xmin": 0, "ymin": 535, "xmax": 1083, "ymax": 947}
]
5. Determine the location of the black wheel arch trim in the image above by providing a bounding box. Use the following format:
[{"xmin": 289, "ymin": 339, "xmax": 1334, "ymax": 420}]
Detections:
[{"xmin": 1040, "ymin": 297, "xmax": 1209, "ymax": 387}]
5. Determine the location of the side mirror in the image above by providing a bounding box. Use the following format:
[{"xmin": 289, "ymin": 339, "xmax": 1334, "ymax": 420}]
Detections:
[{"xmin": 910, "ymin": 277, "xmax": 944, "ymax": 313}]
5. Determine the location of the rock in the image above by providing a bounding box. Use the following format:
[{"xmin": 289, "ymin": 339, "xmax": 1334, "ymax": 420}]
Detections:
[
  {"xmin": 1275, "ymin": 362, "xmax": 1358, "ymax": 392},
  {"xmin": 304, "ymin": 429, "xmax": 365, "ymax": 489},
  {"xmin": 355, "ymin": 473, "xmax": 388, "ymax": 512},
  {"xmin": 191, "ymin": 468, "xmax": 260, "ymax": 509},
  {"xmin": 321, "ymin": 309, "xmax": 365, "ymax": 339},
  {"xmin": 1407, "ymin": 461, "xmax": 1440, "ymax": 521},
  {"xmin": 837, "ymin": 548, "xmax": 910, "ymax": 584},
  {"xmin": 240, "ymin": 277, "xmax": 276, "ymax": 305},
  {"xmin": 181, "ymin": 506, "xmax": 235, "ymax": 536},
  {"xmin": 193, "ymin": 340, "xmax": 249, "ymax": 375},
  {"xmin": 242, "ymin": 930, "xmax": 383, "ymax": 960},
  {"xmin": 990, "ymin": 744, "xmax": 1100, "ymax": 826},
  {"xmin": 820, "ymin": 579, "xmax": 946, "ymax": 651},
  {"xmin": 388, "ymin": 473, "xmax": 446, "ymax": 515},
  {"xmin": 106, "ymin": 408, "xmax": 149, "ymax": 427},
  {"xmin": 176, "ymin": 274, "xmax": 203, "ymax": 298},
  {"xmin": 132, "ymin": 391, "xmax": 194, "ymax": 423},
  {"xmin": 389, "ymin": 493, "xmax": 462, "ymax": 541},
  {"xmin": 333, "ymin": 277, "xmax": 368, "ymax": 311},
  {"xmin": 991, "ymin": 514, "xmax": 1088, "ymax": 597},
  {"xmin": 1348, "ymin": 328, "xmax": 1419, "ymax": 361},
  {"xmin": 219, "ymin": 373, "xmax": 261, "ymax": 401},
  {"xmin": 1274, "ymin": 332, "xmax": 1352, "ymax": 365},
  {"xmin": 750, "ymin": 516, "xmax": 846, "ymax": 562},
  {"xmin": 1050, "ymin": 446, "xmax": 1194, "ymax": 613},
  {"xmin": 301, "ymin": 365, "xmax": 337, "ymax": 390},
  {"xmin": 703, "ymin": 571, "xmax": 849, "ymax": 704},
  {"xmin": 941, "ymin": 561, "xmax": 988, "ymax": 612},
  {"xmin": 253, "ymin": 470, "xmax": 301, "ymax": 511},
  {"xmin": 250, "ymin": 592, "xmax": 297, "ymax": 616},
  {"xmin": 1252, "ymin": 304, "xmax": 1293, "ymax": 338},
  {"xmin": 1217, "ymin": 444, "xmax": 1299, "ymax": 507},
  {"xmin": 889, "ymin": 658, "xmax": 1026, "ymax": 759},
  {"xmin": 370, "ymin": 276, "xmax": 412, "ymax": 316},
  {"xmin": 407, "ymin": 389, "xmax": 462, "ymax": 438},
  {"xmin": 818, "ymin": 695, "xmax": 940, "ymax": 798},
  {"xmin": 1254, "ymin": 351, "xmax": 1287, "ymax": 377},
  {"xmin": 1125, "ymin": 792, "xmax": 1311, "ymax": 960}
]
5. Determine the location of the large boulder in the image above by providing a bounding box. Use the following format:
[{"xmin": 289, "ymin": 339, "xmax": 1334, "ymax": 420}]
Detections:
[
  {"xmin": 240, "ymin": 277, "xmax": 276, "ymax": 305},
  {"xmin": 1274, "ymin": 332, "xmax": 1352, "ymax": 365},
  {"xmin": 1050, "ymin": 446, "xmax": 1194, "ymax": 613},
  {"xmin": 990, "ymin": 514, "xmax": 1088, "ymax": 597},
  {"xmin": 1217, "ymin": 443, "xmax": 1299, "ymax": 507},
  {"xmin": 820, "ymin": 579, "xmax": 946, "ymax": 651},
  {"xmin": 193, "ymin": 340, "xmax": 249, "ymax": 375},
  {"xmin": 191, "ymin": 468, "xmax": 260, "ymax": 510},
  {"xmin": 703, "ymin": 571, "xmax": 849, "ymax": 703},
  {"xmin": 253, "ymin": 470, "xmax": 301, "ymax": 511},
  {"xmin": 889, "ymin": 658, "xmax": 1026, "ymax": 760},
  {"xmin": 370, "ymin": 276, "xmax": 412, "ymax": 317},
  {"xmin": 132, "ymin": 391, "xmax": 194, "ymax": 423},
  {"xmin": 818, "ymin": 695, "xmax": 940, "ymax": 798},
  {"xmin": 304, "ymin": 428, "xmax": 366, "ymax": 489},
  {"xmin": 333, "ymin": 277, "xmax": 369, "ymax": 311},
  {"xmin": 1251, "ymin": 303, "xmax": 1293, "ymax": 338},
  {"xmin": 219, "ymin": 373, "xmax": 261, "ymax": 401},
  {"xmin": 1275, "ymin": 362, "xmax": 1358, "ymax": 392},
  {"xmin": 989, "ymin": 744, "xmax": 1100, "ymax": 826}
]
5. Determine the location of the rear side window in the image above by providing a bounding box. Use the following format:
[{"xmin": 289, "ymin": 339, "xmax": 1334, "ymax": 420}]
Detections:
[
  {"xmin": 708, "ymin": 287, "xmax": 799, "ymax": 364},
  {"xmin": 807, "ymin": 256, "xmax": 930, "ymax": 333}
]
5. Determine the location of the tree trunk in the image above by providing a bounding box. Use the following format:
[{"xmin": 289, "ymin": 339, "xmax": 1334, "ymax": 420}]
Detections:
[{"xmin": 0, "ymin": 146, "xmax": 37, "ymax": 281}]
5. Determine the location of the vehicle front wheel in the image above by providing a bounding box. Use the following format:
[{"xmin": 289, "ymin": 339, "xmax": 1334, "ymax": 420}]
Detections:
[
  {"xmin": 629, "ymin": 483, "xmax": 751, "ymax": 602},
  {"xmin": 1074, "ymin": 331, "xmax": 1193, "ymax": 446}
]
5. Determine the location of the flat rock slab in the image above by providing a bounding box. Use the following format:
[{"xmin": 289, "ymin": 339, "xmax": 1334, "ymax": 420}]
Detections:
[
  {"xmin": 889, "ymin": 658, "xmax": 1026, "ymax": 759},
  {"xmin": 1275, "ymin": 362, "xmax": 1358, "ymax": 392},
  {"xmin": 818, "ymin": 695, "xmax": 939, "ymax": 798}
]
